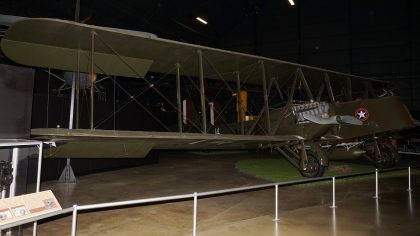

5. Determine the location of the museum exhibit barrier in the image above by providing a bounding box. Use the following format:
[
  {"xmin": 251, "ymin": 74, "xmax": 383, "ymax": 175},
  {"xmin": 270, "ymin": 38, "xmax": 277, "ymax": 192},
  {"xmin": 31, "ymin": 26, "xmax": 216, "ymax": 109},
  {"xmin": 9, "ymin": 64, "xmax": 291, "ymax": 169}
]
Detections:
[
  {"xmin": 0, "ymin": 166, "xmax": 415, "ymax": 236},
  {"xmin": 0, "ymin": 139, "xmax": 44, "ymax": 236}
]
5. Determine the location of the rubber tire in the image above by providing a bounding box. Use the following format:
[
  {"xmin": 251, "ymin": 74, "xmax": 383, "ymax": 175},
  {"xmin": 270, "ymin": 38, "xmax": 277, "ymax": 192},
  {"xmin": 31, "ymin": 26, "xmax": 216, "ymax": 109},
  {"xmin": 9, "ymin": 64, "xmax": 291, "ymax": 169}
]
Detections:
[
  {"xmin": 300, "ymin": 153, "xmax": 325, "ymax": 178},
  {"xmin": 375, "ymin": 143, "xmax": 398, "ymax": 169}
]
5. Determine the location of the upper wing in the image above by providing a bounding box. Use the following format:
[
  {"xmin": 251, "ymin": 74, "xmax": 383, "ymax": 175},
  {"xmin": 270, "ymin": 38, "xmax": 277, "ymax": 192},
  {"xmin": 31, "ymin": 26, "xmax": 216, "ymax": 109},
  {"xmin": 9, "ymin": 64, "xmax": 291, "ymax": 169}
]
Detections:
[{"xmin": 1, "ymin": 18, "xmax": 388, "ymax": 90}]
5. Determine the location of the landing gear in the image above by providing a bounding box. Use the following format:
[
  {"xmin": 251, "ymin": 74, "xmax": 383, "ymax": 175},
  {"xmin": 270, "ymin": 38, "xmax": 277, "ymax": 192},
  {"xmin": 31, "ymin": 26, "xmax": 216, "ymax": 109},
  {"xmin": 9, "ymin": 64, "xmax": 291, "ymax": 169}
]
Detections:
[
  {"xmin": 274, "ymin": 141, "xmax": 327, "ymax": 178},
  {"xmin": 375, "ymin": 142, "xmax": 398, "ymax": 168},
  {"xmin": 365, "ymin": 140, "xmax": 399, "ymax": 169},
  {"xmin": 300, "ymin": 152, "xmax": 325, "ymax": 178}
]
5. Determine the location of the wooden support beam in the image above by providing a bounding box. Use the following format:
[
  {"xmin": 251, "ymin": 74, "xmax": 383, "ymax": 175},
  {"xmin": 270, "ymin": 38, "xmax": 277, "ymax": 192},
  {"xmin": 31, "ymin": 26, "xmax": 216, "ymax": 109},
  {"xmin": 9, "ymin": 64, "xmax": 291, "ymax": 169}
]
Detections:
[
  {"xmin": 363, "ymin": 81, "xmax": 369, "ymax": 99},
  {"xmin": 324, "ymin": 73, "xmax": 335, "ymax": 103},
  {"xmin": 176, "ymin": 63, "xmax": 182, "ymax": 133},
  {"xmin": 316, "ymin": 84, "xmax": 325, "ymax": 102},
  {"xmin": 235, "ymin": 71, "xmax": 245, "ymax": 135},
  {"xmin": 76, "ymin": 50, "xmax": 80, "ymax": 129},
  {"xmin": 273, "ymin": 79, "xmax": 284, "ymax": 101},
  {"xmin": 260, "ymin": 61, "xmax": 271, "ymax": 135},
  {"xmin": 297, "ymin": 68, "xmax": 313, "ymax": 101},
  {"xmin": 198, "ymin": 50, "xmax": 207, "ymax": 133},
  {"xmin": 90, "ymin": 31, "xmax": 95, "ymax": 130},
  {"xmin": 269, "ymin": 70, "xmax": 298, "ymax": 135}
]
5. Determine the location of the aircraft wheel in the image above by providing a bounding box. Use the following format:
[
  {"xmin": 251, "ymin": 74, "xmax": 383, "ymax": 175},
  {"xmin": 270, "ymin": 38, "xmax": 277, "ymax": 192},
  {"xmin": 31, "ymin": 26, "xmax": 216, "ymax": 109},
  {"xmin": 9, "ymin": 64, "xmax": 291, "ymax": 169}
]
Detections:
[
  {"xmin": 300, "ymin": 153, "xmax": 325, "ymax": 178},
  {"xmin": 375, "ymin": 142, "xmax": 398, "ymax": 169}
]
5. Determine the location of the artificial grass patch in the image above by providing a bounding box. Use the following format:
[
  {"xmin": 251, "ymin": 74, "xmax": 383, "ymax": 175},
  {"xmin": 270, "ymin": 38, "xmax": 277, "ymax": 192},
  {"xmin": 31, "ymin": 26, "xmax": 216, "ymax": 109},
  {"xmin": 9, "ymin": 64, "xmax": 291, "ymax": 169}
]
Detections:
[{"xmin": 235, "ymin": 158, "xmax": 417, "ymax": 183}]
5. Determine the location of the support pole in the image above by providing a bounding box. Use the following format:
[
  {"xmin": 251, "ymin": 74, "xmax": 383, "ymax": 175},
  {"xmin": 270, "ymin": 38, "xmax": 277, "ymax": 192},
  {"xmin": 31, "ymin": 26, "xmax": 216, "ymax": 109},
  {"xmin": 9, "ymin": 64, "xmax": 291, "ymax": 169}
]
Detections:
[
  {"xmin": 32, "ymin": 223, "xmax": 37, "ymax": 236},
  {"xmin": 36, "ymin": 143, "xmax": 43, "ymax": 193},
  {"xmin": 373, "ymin": 169, "xmax": 379, "ymax": 199},
  {"xmin": 407, "ymin": 167, "xmax": 412, "ymax": 192},
  {"xmin": 90, "ymin": 31, "xmax": 95, "ymax": 130},
  {"xmin": 176, "ymin": 63, "xmax": 182, "ymax": 133},
  {"xmin": 71, "ymin": 205, "xmax": 78, "ymax": 236},
  {"xmin": 192, "ymin": 192, "xmax": 198, "ymax": 236},
  {"xmin": 197, "ymin": 50, "xmax": 207, "ymax": 133},
  {"xmin": 60, "ymin": 47, "xmax": 78, "ymax": 185},
  {"xmin": 235, "ymin": 71, "xmax": 244, "ymax": 135},
  {"xmin": 58, "ymin": 158, "xmax": 76, "ymax": 183},
  {"xmin": 7, "ymin": 149, "xmax": 19, "ymax": 235},
  {"xmin": 260, "ymin": 61, "xmax": 271, "ymax": 134},
  {"xmin": 330, "ymin": 177, "xmax": 337, "ymax": 208},
  {"xmin": 74, "ymin": 0, "xmax": 80, "ymax": 22},
  {"xmin": 33, "ymin": 143, "xmax": 43, "ymax": 236},
  {"xmin": 274, "ymin": 184, "xmax": 279, "ymax": 221},
  {"xmin": 9, "ymin": 148, "xmax": 18, "ymax": 197}
]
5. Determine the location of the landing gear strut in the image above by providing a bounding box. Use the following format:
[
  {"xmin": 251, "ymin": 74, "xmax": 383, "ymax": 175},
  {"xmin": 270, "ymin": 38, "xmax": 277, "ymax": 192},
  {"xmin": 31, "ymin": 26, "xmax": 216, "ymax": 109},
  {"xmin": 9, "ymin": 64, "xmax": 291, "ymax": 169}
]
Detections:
[
  {"xmin": 365, "ymin": 140, "xmax": 399, "ymax": 169},
  {"xmin": 275, "ymin": 141, "xmax": 327, "ymax": 177},
  {"xmin": 300, "ymin": 152, "xmax": 325, "ymax": 178}
]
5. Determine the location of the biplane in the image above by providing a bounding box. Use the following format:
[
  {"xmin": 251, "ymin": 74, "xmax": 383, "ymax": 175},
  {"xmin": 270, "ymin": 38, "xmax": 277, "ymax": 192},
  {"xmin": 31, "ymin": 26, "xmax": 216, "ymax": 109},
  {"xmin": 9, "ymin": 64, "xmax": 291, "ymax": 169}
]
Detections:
[{"xmin": 1, "ymin": 18, "xmax": 416, "ymax": 177}]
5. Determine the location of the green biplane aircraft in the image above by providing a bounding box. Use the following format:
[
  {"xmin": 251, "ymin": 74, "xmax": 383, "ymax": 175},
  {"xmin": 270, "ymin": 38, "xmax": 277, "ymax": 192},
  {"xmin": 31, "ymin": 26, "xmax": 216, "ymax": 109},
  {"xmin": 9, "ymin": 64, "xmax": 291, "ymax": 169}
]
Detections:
[{"xmin": 1, "ymin": 18, "xmax": 416, "ymax": 177}]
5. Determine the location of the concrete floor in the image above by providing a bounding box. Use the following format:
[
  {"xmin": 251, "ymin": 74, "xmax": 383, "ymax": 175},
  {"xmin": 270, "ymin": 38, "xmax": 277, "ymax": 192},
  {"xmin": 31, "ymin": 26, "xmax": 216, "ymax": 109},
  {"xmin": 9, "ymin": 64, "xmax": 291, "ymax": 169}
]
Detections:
[{"xmin": 23, "ymin": 152, "xmax": 420, "ymax": 236}]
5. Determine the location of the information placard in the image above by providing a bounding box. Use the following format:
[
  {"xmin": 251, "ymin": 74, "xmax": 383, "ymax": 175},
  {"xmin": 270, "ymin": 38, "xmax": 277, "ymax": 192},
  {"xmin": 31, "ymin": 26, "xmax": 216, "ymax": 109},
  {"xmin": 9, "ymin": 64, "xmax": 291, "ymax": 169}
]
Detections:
[{"xmin": 0, "ymin": 190, "xmax": 61, "ymax": 225}]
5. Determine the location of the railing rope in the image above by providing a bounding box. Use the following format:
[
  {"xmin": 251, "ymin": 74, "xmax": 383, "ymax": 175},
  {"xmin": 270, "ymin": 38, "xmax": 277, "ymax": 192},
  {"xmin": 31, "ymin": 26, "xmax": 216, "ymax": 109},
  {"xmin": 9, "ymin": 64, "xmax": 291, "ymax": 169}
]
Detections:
[{"xmin": 0, "ymin": 167, "xmax": 416, "ymax": 235}]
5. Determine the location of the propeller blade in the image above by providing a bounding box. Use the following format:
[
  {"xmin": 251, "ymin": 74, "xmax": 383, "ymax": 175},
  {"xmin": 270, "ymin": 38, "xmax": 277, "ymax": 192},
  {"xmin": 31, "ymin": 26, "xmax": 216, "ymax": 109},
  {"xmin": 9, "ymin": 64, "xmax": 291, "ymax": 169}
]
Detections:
[
  {"xmin": 339, "ymin": 115, "xmax": 363, "ymax": 125},
  {"xmin": 303, "ymin": 114, "xmax": 338, "ymax": 125},
  {"xmin": 303, "ymin": 114, "xmax": 363, "ymax": 126}
]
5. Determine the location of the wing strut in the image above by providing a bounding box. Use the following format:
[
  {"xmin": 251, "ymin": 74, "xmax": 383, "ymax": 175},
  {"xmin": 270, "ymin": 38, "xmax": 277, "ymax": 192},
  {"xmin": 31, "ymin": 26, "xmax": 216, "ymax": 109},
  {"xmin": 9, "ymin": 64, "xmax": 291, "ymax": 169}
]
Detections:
[
  {"xmin": 260, "ymin": 61, "xmax": 271, "ymax": 134},
  {"xmin": 90, "ymin": 31, "xmax": 96, "ymax": 129},
  {"xmin": 235, "ymin": 71, "xmax": 245, "ymax": 135},
  {"xmin": 324, "ymin": 73, "xmax": 335, "ymax": 103},
  {"xmin": 197, "ymin": 50, "xmax": 207, "ymax": 134},
  {"xmin": 176, "ymin": 63, "xmax": 182, "ymax": 133}
]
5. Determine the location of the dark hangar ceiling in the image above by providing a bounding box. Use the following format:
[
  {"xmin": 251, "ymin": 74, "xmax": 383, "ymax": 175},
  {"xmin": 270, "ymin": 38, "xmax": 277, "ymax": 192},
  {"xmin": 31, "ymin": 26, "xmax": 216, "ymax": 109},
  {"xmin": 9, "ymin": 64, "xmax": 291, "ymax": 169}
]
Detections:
[
  {"xmin": 1, "ymin": 0, "xmax": 419, "ymax": 74},
  {"xmin": 0, "ymin": 0, "xmax": 263, "ymax": 46}
]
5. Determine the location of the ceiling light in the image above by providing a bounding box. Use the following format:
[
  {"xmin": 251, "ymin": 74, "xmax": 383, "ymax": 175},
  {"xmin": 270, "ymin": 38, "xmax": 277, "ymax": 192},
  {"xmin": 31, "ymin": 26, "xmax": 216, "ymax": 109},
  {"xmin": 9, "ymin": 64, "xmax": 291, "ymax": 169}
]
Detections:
[
  {"xmin": 288, "ymin": 0, "xmax": 295, "ymax": 6},
  {"xmin": 196, "ymin": 17, "xmax": 208, "ymax": 25}
]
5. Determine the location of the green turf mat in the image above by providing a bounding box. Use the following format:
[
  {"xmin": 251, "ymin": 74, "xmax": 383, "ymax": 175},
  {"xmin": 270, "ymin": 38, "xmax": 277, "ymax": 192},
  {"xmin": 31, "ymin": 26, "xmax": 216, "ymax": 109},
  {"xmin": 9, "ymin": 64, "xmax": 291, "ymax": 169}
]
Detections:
[{"xmin": 236, "ymin": 158, "xmax": 417, "ymax": 183}]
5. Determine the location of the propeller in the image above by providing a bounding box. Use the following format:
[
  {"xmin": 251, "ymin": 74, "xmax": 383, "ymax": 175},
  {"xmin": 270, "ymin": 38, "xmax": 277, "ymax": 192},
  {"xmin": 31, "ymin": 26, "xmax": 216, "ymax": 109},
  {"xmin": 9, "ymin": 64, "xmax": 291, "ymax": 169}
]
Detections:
[
  {"xmin": 303, "ymin": 114, "xmax": 363, "ymax": 126},
  {"xmin": 338, "ymin": 115, "xmax": 363, "ymax": 125}
]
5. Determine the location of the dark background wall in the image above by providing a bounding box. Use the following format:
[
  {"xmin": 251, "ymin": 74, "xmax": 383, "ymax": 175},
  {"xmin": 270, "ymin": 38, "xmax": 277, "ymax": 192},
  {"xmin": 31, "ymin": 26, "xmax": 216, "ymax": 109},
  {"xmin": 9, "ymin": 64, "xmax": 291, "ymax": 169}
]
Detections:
[
  {"xmin": 217, "ymin": 1, "xmax": 420, "ymax": 117},
  {"xmin": 1, "ymin": 0, "xmax": 419, "ymax": 117}
]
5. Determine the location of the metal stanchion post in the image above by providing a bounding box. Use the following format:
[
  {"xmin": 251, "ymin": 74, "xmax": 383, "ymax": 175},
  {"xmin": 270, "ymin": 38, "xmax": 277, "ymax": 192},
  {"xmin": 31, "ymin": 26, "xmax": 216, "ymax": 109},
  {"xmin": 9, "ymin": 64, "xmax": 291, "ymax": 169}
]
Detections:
[
  {"xmin": 330, "ymin": 177, "xmax": 337, "ymax": 208},
  {"xmin": 373, "ymin": 169, "xmax": 379, "ymax": 199},
  {"xmin": 407, "ymin": 167, "xmax": 412, "ymax": 192},
  {"xmin": 71, "ymin": 205, "xmax": 78, "ymax": 236},
  {"xmin": 192, "ymin": 192, "xmax": 197, "ymax": 236},
  {"xmin": 274, "ymin": 184, "xmax": 279, "ymax": 221}
]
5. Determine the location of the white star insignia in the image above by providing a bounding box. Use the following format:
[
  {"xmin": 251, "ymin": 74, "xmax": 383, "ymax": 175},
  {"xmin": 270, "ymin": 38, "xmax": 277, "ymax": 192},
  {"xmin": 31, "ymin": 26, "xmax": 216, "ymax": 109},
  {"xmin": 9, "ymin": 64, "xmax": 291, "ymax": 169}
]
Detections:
[{"xmin": 357, "ymin": 110, "xmax": 366, "ymax": 119}]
